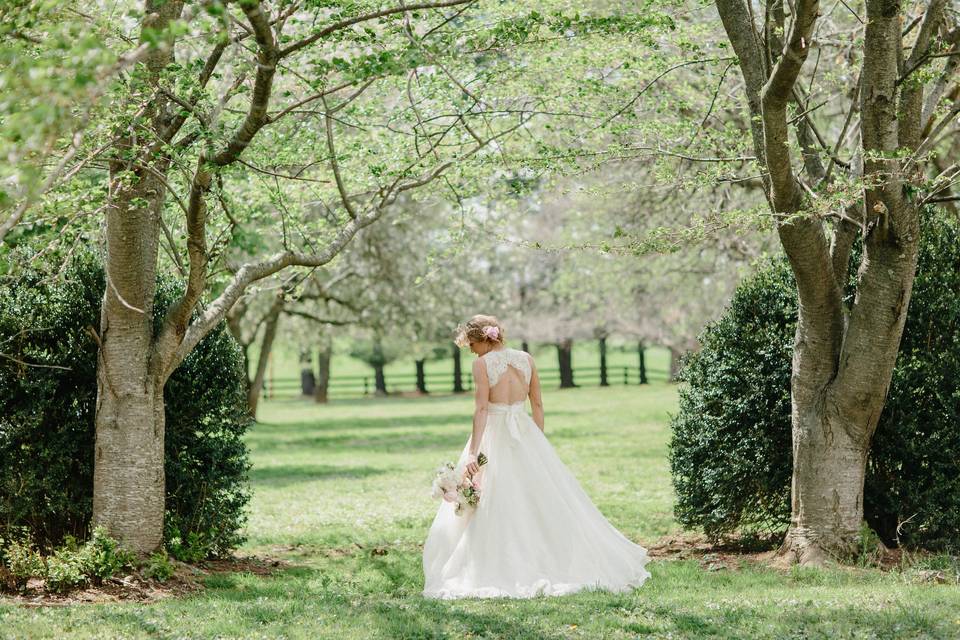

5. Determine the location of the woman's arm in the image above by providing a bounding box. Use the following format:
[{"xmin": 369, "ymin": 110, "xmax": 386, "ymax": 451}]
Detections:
[
  {"xmin": 466, "ymin": 357, "xmax": 490, "ymax": 476},
  {"xmin": 527, "ymin": 354, "xmax": 545, "ymax": 432}
]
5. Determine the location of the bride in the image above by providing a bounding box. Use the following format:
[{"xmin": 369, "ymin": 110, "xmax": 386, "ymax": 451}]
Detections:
[{"xmin": 421, "ymin": 314, "xmax": 651, "ymax": 599}]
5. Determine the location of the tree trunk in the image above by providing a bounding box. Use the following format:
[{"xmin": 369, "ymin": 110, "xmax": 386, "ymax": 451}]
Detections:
[
  {"xmin": 638, "ymin": 341, "xmax": 648, "ymax": 384},
  {"xmin": 779, "ymin": 402, "xmax": 871, "ymax": 564},
  {"xmin": 93, "ymin": 346, "xmax": 166, "ymax": 557},
  {"xmin": 248, "ymin": 295, "xmax": 284, "ymax": 417},
  {"xmin": 713, "ymin": 0, "xmax": 926, "ymax": 565},
  {"xmin": 91, "ymin": 0, "xmax": 188, "ymax": 556},
  {"xmin": 452, "ymin": 345, "xmax": 465, "ymax": 393},
  {"xmin": 521, "ymin": 340, "xmax": 530, "ymax": 353},
  {"xmin": 314, "ymin": 341, "xmax": 331, "ymax": 404},
  {"xmin": 557, "ymin": 339, "xmax": 576, "ymax": 388},
  {"xmin": 373, "ymin": 363, "xmax": 387, "ymax": 395},
  {"xmin": 299, "ymin": 347, "xmax": 315, "ymax": 396},
  {"xmin": 415, "ymin": 358, "xmax": 428, "ymax": 394},
  {"xmin": 598, "ymin": 336, "xmax": 609, "ymax": 386},
  {"xmin": 668, "ymin": 346, "xmax": 682, "ymax": 382}
]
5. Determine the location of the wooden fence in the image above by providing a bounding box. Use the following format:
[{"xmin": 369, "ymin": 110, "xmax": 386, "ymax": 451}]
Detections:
[{"xmin": 262, "ymin": 363, "xmax": 668, "ymax": 400}]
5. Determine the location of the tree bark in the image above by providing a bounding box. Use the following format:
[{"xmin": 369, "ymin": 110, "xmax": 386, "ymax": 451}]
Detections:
[
  {"xmin": 373, "ymin": 363, "xmax": 387, "ymax": 395},
  {"xmin": 668, "ymin": 346, "xmax": 682, "ymax": 382},
  {"xmin": 415, "ymin": 358, "xmax": 428, "ymax": 394},
  {"xmin": 638, "ymin": 340, "xmax": 648, "ymax": 384},
  {"xmin": 781, "ymin": 399, "xmax": 872, "ymax": 563},
  {"xmin": 557, "ymin": 339, "xmax": 576, "ymax": 388},
  {"xmin": 248, "ymin": 294, "xmax": 284, "ymax": 418},
  {"xmin": 92, "ymin": 0, "xmax": 184, "ymax": 556},
  {"xmin": 452, "ymin": 345, "xmax": 465, "ymax": 393},
  {"xmin": 314, "ymin": 341, "xmax": 331, "ymax": 404},
  {"xmin": 92, "ymin": 345, "xmax": 166, "ymax": 556}
]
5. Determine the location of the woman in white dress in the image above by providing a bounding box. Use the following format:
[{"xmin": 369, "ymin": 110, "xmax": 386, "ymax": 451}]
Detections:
[{"xmin": 421, "ymin": 314, "xmax": 651, "ymax": 599}]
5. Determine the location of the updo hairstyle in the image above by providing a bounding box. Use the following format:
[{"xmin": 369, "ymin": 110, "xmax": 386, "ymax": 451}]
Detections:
[{"xmin": 453, "ymin": 314, "xmax": 506, "ymax": 348}]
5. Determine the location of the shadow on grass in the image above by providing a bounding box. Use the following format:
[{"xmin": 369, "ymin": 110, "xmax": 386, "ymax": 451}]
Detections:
[
  {"xmin": 199, "ymin": 563, "xmax": 572, "ymax": 640},
  {"xmin": 250, "ymin": 430, "xmax": 470, "ymax": 454},
  {"xmin": 249, "ymin": 464, "xmax": 388, "ymax": 487},
  {"xmin": 253, "ymin": 412, "xmax": 472, "ymax": 434},
  {"xmin": 189, "ymin": 557, "xmax": 958, "ymax": 640},
  {"xmin": 253, "ymin": 410, "xmax": 580, "ymax": 435}
]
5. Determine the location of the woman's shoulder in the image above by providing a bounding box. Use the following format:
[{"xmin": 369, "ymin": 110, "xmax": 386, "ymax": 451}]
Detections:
[{"xmin": 510, "ymin": 348, "xmax": 534, "ymax": 366}]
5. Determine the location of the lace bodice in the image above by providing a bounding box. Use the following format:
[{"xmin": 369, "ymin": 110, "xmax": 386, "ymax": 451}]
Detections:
[{"xmin": 482, "ymin": 348, "xmax": 532, "ymax": 387}]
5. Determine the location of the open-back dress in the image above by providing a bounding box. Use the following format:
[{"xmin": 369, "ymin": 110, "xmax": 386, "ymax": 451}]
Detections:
[{"xmin": 421, "ymin": 347, "xmax": 651, "ymax": 598}]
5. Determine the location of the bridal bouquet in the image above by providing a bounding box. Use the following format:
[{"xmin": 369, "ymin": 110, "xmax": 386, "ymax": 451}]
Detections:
[{"xmin": 431, "ymin": 453, "xmax": 488, "ymax": 516}]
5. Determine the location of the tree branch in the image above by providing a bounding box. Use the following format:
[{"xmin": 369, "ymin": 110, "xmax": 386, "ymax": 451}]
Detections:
[
  {"xmin": 898, "ymin": 0, "xmax": 948, "ymax": 150},
  {"xmin": 278, "ymin": 0, "xmax": 476, "ymax": 58},
  {"xmin": 211, "ymin": 1, "xmax": 278, "ymax": 167}
]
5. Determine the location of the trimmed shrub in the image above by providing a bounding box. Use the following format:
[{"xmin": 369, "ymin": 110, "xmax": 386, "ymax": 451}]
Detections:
[
  {"xmin": 0, "ymin": 252, "xmax": 252, "ymax": 557},
  {"xmin": 669, "ymin": 212, "xmax": 960, "ymax": 551}
]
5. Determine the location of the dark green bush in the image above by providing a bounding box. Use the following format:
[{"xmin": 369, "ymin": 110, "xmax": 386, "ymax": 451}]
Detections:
[
  {"xmin": 668, "ymin": 258, "xmax": 795, "ymax": 541},
  {"xmin": 0, "ymin": 252, "xmax": 252, "ymax": 557},
  {"xmin": 669, "ymin": 212, "xmax": 960, "ymax": 551}
]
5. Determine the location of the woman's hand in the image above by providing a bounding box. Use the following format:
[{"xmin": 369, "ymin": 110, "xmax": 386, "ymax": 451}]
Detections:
[{"xmin": 465, "ymin": 453, "xmax": 480, "ymax": 477}]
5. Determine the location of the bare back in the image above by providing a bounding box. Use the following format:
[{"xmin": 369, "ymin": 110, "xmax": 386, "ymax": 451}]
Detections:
[{"xmin": 482, "ymin": 347, "xmax": 534, "ymax": 404}]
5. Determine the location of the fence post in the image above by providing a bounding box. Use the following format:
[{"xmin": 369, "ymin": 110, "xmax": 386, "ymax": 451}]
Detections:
[
  {"xmin": 638, "ymin": 341, "xmax": 648, "ymax": 384},
  {"xmin": 599, "ymin": 336, "xmax": 609, "ymax": 387},
  {"xmin": 623, "ymin": 367, "xmax": 628, "ymax": 385}
]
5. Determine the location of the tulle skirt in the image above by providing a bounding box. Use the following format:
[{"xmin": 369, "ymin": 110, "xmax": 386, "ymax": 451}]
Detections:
[{"xmin": 421, "ymin": 401, "xmax": 651, "ymax": 599}]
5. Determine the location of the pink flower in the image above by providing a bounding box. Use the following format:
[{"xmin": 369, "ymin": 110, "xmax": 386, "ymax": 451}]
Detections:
[{"xmin": 483, "ymin": 326, "xmax": 500, "ymax": 340}]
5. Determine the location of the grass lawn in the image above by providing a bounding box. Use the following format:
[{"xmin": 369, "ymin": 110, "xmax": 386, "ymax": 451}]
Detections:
[{"xmin": 2, "ymin": 385, "xmax": 959, "ymax": 639}]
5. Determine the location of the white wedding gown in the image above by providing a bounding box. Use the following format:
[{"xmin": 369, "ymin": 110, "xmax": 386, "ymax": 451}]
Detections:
[{"xmin": 422, "ymin": 347, "xmax": 651, "ymax": 599}]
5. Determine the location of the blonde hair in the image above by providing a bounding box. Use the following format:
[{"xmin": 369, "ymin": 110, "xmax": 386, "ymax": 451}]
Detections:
[{"xmin": 454, "ymin": 314, "xmax": 506, "ymax": 348}]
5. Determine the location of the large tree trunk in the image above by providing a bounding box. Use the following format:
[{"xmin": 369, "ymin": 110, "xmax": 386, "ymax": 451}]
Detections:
[
  {"xmin": 415, "ymin": 358, "xmax": 428, "ymax": 394},
  {"xmin": 598, "ymin": 335, "xmax": 609, "ymax": 387},
  {"xmin": 248, "ymin": 295, "xmax": 284, "ymax": 417},
  {"xmin": 714, "ymin": 0, "xmax": 929, "ymax": 564},
  {"xmin": 780, "ymin": 402, "xmax": 871, "ymax": 563},
  {"xmin": 93, "ymin": 342, "xmax": 166, "ymax": 556},
  {"xmin": 92, "ymin": 0, "xmax": 183, "ymax": 556},
  {"xmin": 314, "ymin": 341, "xmax": 331, "ymax": 404},
  {"xmin": 557, "ymin": 339, "xmax": 576, "ymax": 388},
  {"xmin": 452, "ymin": 345, "xmax": 465, "ymax": 393}
]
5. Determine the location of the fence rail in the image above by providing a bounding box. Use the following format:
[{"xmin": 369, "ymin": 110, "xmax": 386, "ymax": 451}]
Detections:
[{"xmin": 263, "ymin": 363, "xmax": 668, "ymax": 400}]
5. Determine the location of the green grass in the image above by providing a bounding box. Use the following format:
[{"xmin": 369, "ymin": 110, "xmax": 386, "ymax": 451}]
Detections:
[{"xmin": 3, "ymin": 385, "xmax": 959, "ymax": 639}]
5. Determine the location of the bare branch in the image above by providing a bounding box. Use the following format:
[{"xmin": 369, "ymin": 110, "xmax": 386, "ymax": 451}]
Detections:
[
  {"xmin": 899, "ymin": 0, "xmax": 948, "ymax": 150},
  {"xmin": 323, "ymin": 96, "xmax": 360, "ymax": 219},
  {"xmin": 278, "ymin": 0, "xmax": 476, "ymax": 58}
]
